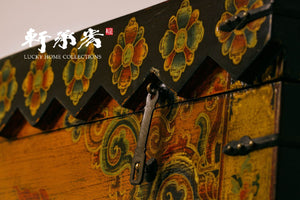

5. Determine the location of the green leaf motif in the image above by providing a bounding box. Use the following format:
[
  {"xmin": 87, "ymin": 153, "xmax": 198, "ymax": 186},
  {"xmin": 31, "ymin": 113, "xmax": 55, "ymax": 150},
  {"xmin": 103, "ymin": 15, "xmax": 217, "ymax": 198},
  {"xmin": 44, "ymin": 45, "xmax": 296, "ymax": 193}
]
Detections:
[{"xmin": 231, "ymin": 176, "xmax": 241, "ymax": 194}]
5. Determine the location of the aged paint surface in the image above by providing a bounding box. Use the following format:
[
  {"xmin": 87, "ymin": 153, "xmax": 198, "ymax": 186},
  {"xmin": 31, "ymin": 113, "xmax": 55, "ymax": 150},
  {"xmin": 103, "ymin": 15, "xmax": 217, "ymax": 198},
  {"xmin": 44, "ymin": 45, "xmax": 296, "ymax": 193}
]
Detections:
[
  {"xmin": 0, "ymin": 63, "xmax": 278, "ymax": 199},
  {"xmin": 14, "ymin": 186, "xmax": 49, "ymax": 200},
  {"xmin": 221, "ymin": 84, "xmax": 278, "ymax": 200},
  {"xmin": 22, "ymin": 53, "xmax": 54, "ymax": 116},
  {"xmin": 215, "ymin": 0, "xmax": 266, "ymax": 64},
  {"xmin": 159, "ymin": 0, "xmax": 204, "ymax": 82},
  {"xmin": 109, "ymin": 17, "xmax": 148, "ymax": 95}
]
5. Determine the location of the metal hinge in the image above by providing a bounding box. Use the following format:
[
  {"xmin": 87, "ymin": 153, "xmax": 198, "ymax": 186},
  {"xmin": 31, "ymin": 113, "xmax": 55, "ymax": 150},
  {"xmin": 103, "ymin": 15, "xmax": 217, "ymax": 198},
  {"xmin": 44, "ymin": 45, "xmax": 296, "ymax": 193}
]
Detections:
[{"xmin": 219, "ymin": 3, "xmax": 273, "ymax": 32}]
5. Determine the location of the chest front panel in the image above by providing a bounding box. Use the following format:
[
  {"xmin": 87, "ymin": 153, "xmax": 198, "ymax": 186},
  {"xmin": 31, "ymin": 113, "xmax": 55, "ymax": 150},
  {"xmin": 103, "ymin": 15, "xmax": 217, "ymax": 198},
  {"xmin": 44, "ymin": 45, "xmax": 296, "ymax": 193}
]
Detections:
[{"xmin": 0, "ymin": 82, "xmax": 280, "ymax": 199}]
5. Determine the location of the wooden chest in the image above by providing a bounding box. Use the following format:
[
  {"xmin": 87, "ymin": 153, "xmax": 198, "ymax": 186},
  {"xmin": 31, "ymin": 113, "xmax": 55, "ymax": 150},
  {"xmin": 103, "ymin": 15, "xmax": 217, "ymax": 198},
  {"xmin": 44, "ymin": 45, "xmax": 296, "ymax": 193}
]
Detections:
[{"xmin": 0, "ymin": 0, "xmax": 299, "ymax": 199}]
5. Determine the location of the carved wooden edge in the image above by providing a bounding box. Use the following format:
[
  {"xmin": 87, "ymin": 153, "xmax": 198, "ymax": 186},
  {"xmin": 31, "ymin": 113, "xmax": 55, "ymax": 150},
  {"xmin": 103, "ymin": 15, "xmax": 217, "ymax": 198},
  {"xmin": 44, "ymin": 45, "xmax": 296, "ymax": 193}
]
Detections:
[
  {"xmin": 2, "ymin": 61, "xmax": 285, "ymax": 140},
  {"xmin": 1, "ymin": 0, "xmax": 293, "ymax": 137}
]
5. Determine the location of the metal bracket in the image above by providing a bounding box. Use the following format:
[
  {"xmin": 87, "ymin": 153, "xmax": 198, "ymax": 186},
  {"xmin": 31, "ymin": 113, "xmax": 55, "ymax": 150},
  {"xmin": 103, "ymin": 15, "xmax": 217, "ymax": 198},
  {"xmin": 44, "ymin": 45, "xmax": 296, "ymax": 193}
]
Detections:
[
  {"xmin": 223, "ymin": 134, "xmax": 278, "ymax": 156},
  {"xmin": 219, "ymin": 3, "xmax": 272, "ymax": 32},
  {"xmin": 224, "ymin": 133, "xmax": 300, "ymax": 156},
  {"xmin": 130, "ymin": 84, "xmax": 160, "ymax": 185}
]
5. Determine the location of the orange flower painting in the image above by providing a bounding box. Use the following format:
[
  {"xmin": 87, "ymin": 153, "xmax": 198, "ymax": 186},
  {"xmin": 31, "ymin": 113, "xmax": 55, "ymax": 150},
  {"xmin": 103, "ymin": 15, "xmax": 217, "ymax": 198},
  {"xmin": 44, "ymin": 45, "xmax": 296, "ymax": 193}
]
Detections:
[
  {"xmin": 108, "ymin": 17, "xmax": 148, "ymax": 95},
  {"xmin": 22, "ymin": 53, "xmax": 54, "ymax": 116}
]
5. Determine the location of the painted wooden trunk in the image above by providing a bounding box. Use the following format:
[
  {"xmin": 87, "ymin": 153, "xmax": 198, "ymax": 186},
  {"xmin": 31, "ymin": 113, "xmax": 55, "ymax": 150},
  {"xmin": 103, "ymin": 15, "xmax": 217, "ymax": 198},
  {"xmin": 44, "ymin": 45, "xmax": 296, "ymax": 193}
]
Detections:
[{"xmin": 0, "ymin": 0, "xmax": 299, "ymax": 199}]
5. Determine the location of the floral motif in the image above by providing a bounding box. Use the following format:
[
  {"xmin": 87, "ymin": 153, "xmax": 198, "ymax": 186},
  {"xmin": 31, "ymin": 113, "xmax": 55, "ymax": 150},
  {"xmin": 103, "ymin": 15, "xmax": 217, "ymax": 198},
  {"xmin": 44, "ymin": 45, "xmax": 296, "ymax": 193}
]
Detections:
[
  {"xmin": 159, "ymin": 0, "xmax": 204, "ymax": 82},
  {"xmin": 231, "ymin": 156, "xmax": 260, "ymax": 200},
  {"xmin": 22, "ymin": 53, "xmax": 54, "ymax": 116},
  {"xmin": 108, "ymin": 17, "xmax": 148, "ymax": 95},
  {"xmin": 215, "ymin": 0, "xmax": 266, "ymax": 64},
  {"xmin": 63, "ymin": 36, "xmax": 98, "ymax": 105},
  {"xmin": 0, "ymin": 60, "xmax": 18, "ymax": 122}
]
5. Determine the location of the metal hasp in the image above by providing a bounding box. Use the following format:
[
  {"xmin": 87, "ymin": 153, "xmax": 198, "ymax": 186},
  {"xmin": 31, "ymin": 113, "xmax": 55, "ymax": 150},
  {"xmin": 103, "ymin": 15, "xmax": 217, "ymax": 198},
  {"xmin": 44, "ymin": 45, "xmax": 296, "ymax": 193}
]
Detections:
[
  {"xmin": 219, "ymin": 3, "xmax": 273, "ymax": 32},
  {"xmin": 223, "ymin": 134, "xmax": 278, "ymax": 156},
  {"xmin": 130, "ymin": 84, "xmax": 160, "ymax": 185}
]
